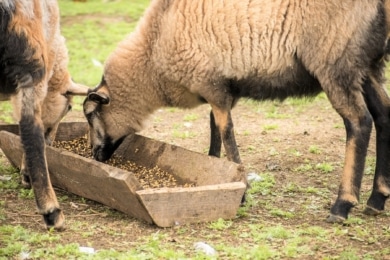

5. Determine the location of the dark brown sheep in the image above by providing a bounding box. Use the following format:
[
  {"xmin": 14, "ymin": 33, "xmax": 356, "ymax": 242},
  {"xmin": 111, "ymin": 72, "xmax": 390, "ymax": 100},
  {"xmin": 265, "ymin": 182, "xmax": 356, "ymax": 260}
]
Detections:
[{"xmin": 0, "ymin": 0, "xmax": 90, "ymax": 230}]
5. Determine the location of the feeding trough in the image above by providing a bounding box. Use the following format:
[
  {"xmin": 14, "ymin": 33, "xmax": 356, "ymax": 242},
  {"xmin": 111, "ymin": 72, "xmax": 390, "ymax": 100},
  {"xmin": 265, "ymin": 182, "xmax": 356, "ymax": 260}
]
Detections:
[{"xmin": 0, "ymin": 122, "xmax": 246, "ymax": 227}]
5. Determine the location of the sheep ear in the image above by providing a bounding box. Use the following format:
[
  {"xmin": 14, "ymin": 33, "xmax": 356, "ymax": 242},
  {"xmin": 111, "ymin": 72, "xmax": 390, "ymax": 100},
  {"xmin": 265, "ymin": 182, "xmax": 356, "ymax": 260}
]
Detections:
[
  {"xmin": 88, "ymin": 91, "xmax": 110, "ymax": 105},
  {"xmin": 67, "ymin": 82, "xmax": 90, "ymax": 96}
]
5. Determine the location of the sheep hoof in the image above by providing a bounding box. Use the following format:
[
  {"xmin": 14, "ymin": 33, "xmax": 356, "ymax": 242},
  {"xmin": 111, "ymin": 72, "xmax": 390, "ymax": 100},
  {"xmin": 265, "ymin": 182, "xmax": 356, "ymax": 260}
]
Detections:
[
  {"xmin": 326, "ymin": 214, "xmax": 345, "ymax": 223},
  {"xmin": 363, "ymin": 206, "xmax": 382, "ymax": 216},
  {"xmin": 43, "ymin": 208, "xmax": 65, "ymax": 231},
  {"xmin": 240, "ymin": 193, "xmax": 246, "ymax": 206}
]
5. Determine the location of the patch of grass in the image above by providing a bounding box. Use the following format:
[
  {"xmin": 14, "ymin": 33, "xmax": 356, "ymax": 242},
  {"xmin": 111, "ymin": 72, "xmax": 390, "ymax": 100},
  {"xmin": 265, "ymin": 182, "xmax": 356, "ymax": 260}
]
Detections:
[
  {"xmin": 308, "ymin": 145, "xmax": 321, "ymax": 154},
  {"xmin": 364, "ymin": 156, "xmax": 376, "ymax": 175},
  {"xmin": 338, "ymin": 248, "xmax": 360, "ymax": 260},
  {"xmin": 183, "ymin": 113, "xmax": 199, "ymax": 122},
  {"xmin": 0, "ymin": 101, "xmax": 15, "ymax": 123},
  {"xmin": 283, "ymin": 183, "xmax": 329, "ymax": 197},
  {"xmin": 18, "ymin": 188, "xmax": 34, "ymax": 199},
  {"xmin": 289, "ymin": 148, "xmax": 302, "ymax": 157},
  {"xmin": 315, "ymin": 162, "xmax": 334, "ymax": 173},
  {"xmin": 31, "ymin": 243, "xmax": 83, "ymax": 259},
  {"xmin": 285, "ymin": 97, "xmax": 313, "ymax": 107},
  {"xmin": 262, "ymin": 124, "xmax": 278, "ymax": 131},
  {"xmin": 166, "ymin": 107, "xmax": 179, "ymax": 113},
  {"xmin": 265, "ymin": 109, "xmax": 290, "ymax": 119},
  {"xmin": 294, "ymin": 163, "xmax": 313, "ymax": 172},
  {"xmin": 172, "ymin": 129, "xmax": 197, "ymax": 139},
  {"xmin": 58, "ymin": 0, "xmax": 150, "ymax": 88},
  {"xmin": 0, "ymin": 225, "xmax": 61, "ymax": 258},
  {"xmin": 297, "ymin": 225, "xmax": 329, "ymax": 238},
  {"xmin": 242, "ymin": 130, "xmax": 251, "ymax": 136},
  {"xmin": 61, "ymin": 20, "xmax": 132, "ymax": 87},
  {"xmin": 208, "ymin": 218, "xmax": 233, "ymax": 231},
  {"xmin": 244, "ymin": 145, "xmax": 256, "ymax": 153},
  {"xmin": 250, "ymin": 173, "xmax": 276, "ymax": 196},
  {"xmin": 220, "ymin": 244, "xmax": 277, "ymax": 260},
  {"xmin": 135, "ymin": 233, "xmax": 189, "ymax": 259},
  {"xmin": 334, "ymin": 123, "xmax": 344, "ymax": 129},
  {"xmin": 59, "ymin": 0, "xmax": 148, "ymax": 17},
  {"xmin": 268, "ymin": 147, "xmax": 279, "ymax": 156},
  {"xmin": 0, "ymin": 165, "xmax": 19, "ymax": 190},
  {"xmin": 256, "ymin": 225, "xmax": 292, "ymax": 240},
  {"xmin": 343, "ymin": 217, "xmax": 365, "ymax": 226},
  {"xmin": 269, "ymin": 209, "xmax": 294, "ymax": 219},
  {"xmin": 284, "ymin": 182, "xmax": 300, "ymax": 193}
]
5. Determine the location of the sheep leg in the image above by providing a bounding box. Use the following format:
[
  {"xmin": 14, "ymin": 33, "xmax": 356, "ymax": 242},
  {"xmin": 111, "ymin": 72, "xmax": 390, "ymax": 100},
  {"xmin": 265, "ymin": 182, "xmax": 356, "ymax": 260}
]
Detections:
[
  {"xmin": 17, "ymin": 75, "xmax": 65, "ymax": 230},
  {"xmin": 327, "ymin": 112, "xmax": 372, "ymax": 222},
  {"xmin": 20, "ymin": 119, "xmax": 58, "ymax": 188},
  {"xmin": 360, "ymin": 77, "xmax": 390, "ymax": 215},
  {"xmin": 208, "ymin": 110, "xmax": 222, "ymax": 157},
  {"xmin": 324, "ymin": 87, "xmax": 372, "ymax": 222},
  {"xmin": 210, "ymin": 106, "xmax": 241, "ymax": 163},
  {"xmin": 210, "ymin": 106, "xmax": 248, "ymax": 203},
  {"xmin": 209, "ymin": 97, "xmax": 240, "ymax": 158}
]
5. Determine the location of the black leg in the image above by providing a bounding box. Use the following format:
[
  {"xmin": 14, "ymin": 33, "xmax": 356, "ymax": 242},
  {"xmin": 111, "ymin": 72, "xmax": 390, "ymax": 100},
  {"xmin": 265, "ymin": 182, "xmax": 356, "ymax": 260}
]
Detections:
[
  {"xmin": 361, "ymin": 77, "xmax": 390, "ymax": 215},
  {"xmin": 18, "ymin": 79, "xmax": 65, "ymax": 230},
  {"xmin": 208, "ymin": 110, "xmax": 222, "ymax": 157}
]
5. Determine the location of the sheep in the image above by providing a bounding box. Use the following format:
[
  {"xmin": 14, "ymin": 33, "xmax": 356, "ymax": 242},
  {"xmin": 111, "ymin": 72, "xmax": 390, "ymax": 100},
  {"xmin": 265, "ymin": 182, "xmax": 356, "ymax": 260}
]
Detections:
[
  {"xmin": 83, "ymin": 0, "xmax": 390, "ymax": 223},
  {"xmin": 0, "ymin": 0, "xmax": 90, "ymax": 230}
]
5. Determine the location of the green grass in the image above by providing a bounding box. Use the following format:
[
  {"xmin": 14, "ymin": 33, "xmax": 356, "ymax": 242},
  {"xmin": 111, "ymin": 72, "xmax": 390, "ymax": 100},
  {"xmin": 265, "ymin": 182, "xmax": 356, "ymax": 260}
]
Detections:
[
  {"xmin": 315, "ymin": 162, "xmax": 334, "ymax": 173},
  {"xmin": 59, "ymin": 0, "xmax": 147, "ymax": 17},
  {"xmin": 59, "ymin": 0, "xmax": 148, "ymax": 87},
  {"xmin": 0, "ymin": 102, "xmax": 14, "ymax": 123},
  {"xmin": 183, "ymin": 113, "xmax": 199, "ymax": 122},
  {"xmin": 309, "ymin": 145, "xmax": 322, "ymax": 154},
  {"xmin": 262, "ymin": 124, "xmax": 278, "ymax": 131}
]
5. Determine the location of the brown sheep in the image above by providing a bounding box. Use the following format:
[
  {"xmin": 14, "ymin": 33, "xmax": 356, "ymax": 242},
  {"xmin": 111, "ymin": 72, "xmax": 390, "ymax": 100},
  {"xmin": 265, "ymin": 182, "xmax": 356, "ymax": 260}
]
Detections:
[
  {"xmin": 0, "ymin": 0, "xmax": 90, "ymax": 230},
  {"xmin": 83, "ymin": 0, "xmax": 390, "ymax": 223}
]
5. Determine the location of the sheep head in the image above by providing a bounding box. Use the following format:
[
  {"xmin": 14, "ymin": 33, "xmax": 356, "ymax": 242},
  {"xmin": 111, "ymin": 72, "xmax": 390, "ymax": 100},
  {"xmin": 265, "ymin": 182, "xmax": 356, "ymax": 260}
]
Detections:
[
  {"xmin": 83, "ymin": 82, "xmax": 127, "ymax": 162},
  {"xmin": 41, "ymin": 80, "xmax": 90, "ymax": 144}
]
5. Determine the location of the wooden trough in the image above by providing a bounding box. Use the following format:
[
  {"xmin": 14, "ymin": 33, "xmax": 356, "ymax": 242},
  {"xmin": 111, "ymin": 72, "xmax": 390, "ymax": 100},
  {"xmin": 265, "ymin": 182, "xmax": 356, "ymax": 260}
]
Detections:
[{"xmin": 0, "ymin": 122, "xmax": 246, "ymax": 227}]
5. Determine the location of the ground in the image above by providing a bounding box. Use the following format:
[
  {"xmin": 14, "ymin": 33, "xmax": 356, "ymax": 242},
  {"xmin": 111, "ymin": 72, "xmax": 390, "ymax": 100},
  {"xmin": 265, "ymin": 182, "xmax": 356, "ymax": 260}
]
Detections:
[{"xmin": 2, "ymin": 95, "xmax": 390, "ymax": 259}]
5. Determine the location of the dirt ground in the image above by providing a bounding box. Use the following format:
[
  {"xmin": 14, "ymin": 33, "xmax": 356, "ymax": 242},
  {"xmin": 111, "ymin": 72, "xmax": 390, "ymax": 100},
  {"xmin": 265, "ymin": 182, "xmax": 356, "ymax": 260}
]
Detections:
[{"xmin": 2, "ymin": 96, "xmax": 390, "ymax": 258}]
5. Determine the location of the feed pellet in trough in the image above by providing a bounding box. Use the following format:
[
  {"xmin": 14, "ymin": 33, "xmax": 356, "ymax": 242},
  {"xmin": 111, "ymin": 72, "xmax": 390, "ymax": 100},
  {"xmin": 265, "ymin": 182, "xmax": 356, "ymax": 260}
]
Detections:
[{"xmin": 53, "ymin": 136, "xmax": 195, "ymax": 189}]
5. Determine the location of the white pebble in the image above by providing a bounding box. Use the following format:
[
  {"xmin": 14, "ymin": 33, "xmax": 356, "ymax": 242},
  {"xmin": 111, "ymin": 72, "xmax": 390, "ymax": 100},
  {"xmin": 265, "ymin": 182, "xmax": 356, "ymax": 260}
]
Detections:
[
  {"xmin": 0, "ymin": 175, "xmax": 11, "ymax": 181},
  {"xmin": 79, "ymin": 246, "xmax": 95, "ymax": 254},
  {"xmin": 194, "ymin": 242, "xmax": 216, "ymax": 256},
  {"xmin": 247, "ymin": 172, "xmax": 263, "ymax": 183},
  {"xmin": 19, "ymin": 251, "xmax": 30, "ymax": 260}
]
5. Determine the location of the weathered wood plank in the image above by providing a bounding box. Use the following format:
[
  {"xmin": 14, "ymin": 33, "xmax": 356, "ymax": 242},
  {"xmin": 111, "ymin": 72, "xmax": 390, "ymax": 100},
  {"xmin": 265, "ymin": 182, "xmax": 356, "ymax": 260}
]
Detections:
[
  {"xmin": 136, "ymin": 182, "xmax": 246, "ymax": 227},
  {"xmin": 47, "ymin": 148, "xmax": 153, "ymax": 223},
  {"xmin": 0, "ymin": 122, "xmax": 88, "ymax": 141},
  {"xmin": 0, "ymin": 130, "xmax": 23, "ymax": 168},
  {"xmin": 54, "ymin": 122, "xmax": 88, "ymax": 141},
  {"xmin": 0, "ymin": 124, "xmax": 19, "ymax": 135},
  {"xmin": 0, "ymin": 93, "xmax": 11, "ymax": 101}
]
